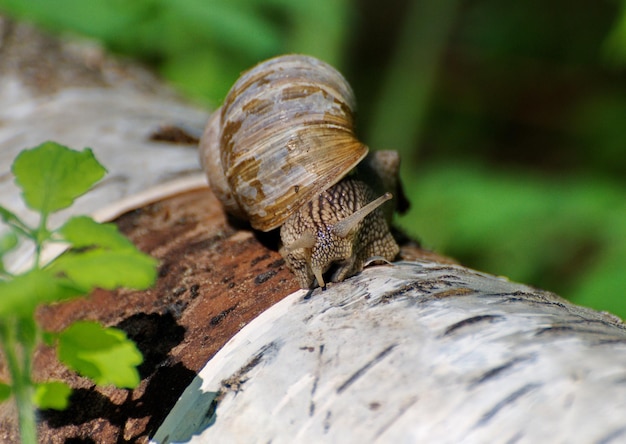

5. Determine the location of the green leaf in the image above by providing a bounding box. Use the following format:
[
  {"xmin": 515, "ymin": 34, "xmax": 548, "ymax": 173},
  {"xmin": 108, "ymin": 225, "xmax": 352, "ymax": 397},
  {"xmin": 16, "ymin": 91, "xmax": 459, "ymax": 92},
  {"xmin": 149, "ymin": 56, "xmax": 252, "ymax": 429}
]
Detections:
[
  {"xmin": 33, "ymin": 381, "xmax": 72, "ymax": 410},
  {"xmin": 0, "ymin": 205, "xmax": 31, "ymax": 238},
  {"xmin": 57, "ymin": 321, "xmax": 143, "ymax": 388},
  {"xmin": 58, "ymin": 216, "xmax": 135, "ymax": 251},
  {"xmin": 12, "ymin": 142, "xmax": 107, "ymax": 215},
  {"xmin": 0, "ymin": 231, "xmax": 18, "ymax": 255},
  {"xmin": 0, "ymin": 269, "xmax": 84, "ymax": 318},
  {"xmin": 49, "ymin": 248, "xmax": 158, "ymax": 292},
  {"xmin": 16, "ymin": 317, "xmax": 37, "ymax": 351},
  {"xmin": 0, "ymin": 230, "xmax": 19, "ymax": 275},
  {"xmin": 0, "ymin": 382, "xmax": 11, "ymax": 402}
]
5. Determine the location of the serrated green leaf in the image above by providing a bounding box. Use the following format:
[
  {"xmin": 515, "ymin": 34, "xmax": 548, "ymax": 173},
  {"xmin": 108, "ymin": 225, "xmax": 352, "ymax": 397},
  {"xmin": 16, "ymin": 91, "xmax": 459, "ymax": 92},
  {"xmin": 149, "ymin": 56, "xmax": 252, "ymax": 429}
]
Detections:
[
  {"xmin": 0, "ymin": 382, "xmax": 11, "ymax": 402},
  {"xmin": 12, "ymin": 142, "xmax": 107, "ymax": 215},
  {"xmin": 49, "ymin": 248, "xmax": 158, "ymax": 292},
  {"xmin": 0, "ymin": 269, "xmax": 84, "ymax": 318},
  {"xmin": 33, "ymin": 381, "xmax": 72, "ymax": 410},
  {"xmin": 58, "ymin": 321, "xmax": 142, "ymax": 388},
  {"xmin": 58, "ymin": 216, "xmax": 135, "ymax": 251}
]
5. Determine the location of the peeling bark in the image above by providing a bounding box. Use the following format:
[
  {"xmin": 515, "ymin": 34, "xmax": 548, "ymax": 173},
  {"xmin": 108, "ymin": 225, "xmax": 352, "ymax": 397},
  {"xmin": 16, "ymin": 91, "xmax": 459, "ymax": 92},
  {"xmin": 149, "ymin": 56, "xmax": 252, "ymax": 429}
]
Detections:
[
  {"xmin": 152, "ymin": 262, "xmax": 626, "ymax": 443},
  {"xmin": 1, "ymin": 17, "xmax": 625, "ymax": 444}
]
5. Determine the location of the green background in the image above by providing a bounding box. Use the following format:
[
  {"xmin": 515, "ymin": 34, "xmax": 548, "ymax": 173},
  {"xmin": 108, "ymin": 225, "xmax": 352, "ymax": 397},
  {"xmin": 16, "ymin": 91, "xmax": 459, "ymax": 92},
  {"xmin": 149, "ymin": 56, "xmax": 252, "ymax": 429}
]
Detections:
[{"xmin": 1, "ymin": 0, "xmax": 625, "ymax": 317}]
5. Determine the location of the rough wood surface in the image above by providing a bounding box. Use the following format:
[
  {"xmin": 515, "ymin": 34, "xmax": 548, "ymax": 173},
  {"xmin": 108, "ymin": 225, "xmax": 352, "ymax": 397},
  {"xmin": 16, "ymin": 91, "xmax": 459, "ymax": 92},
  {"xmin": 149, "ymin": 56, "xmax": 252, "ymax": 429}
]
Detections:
[
  {"xmin": 1, "ymin": 16, "xmax": 626, "ymax": 444},
  {"xmin": 34, "ymin": 188, "xmax": 303, "ymax": 443},
  {"xmin": 153, "ymin": 262, "xmax": 626, "ymax": 443},
  {"xmin": 0, "ymin": 18, "xmax": 443, "ymax": 442}
]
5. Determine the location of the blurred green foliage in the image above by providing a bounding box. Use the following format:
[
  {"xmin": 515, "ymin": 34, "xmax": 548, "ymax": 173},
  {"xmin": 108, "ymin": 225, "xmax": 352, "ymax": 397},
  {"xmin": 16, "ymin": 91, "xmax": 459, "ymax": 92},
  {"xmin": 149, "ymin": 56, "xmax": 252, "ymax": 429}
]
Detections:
[
  {"xmin": 403, "ymin": 163, "xmax": 626, "ymax": 316},
  {"xmin": 1, "ymin": 0, "xmax": 624, "ymax": 317}
]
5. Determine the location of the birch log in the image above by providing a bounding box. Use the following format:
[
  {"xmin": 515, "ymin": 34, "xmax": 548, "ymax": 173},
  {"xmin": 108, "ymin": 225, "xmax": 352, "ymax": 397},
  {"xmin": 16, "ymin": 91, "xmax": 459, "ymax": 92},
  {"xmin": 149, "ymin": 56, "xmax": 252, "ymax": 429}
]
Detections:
[
  {"xmin": 1, "ymin": 17, "xmax": 626, "ymax": 444},
  {"xmin": 0, "ymin": 16, "xmax": 208, "ymax": 257},
  {"xmin": 153, "ymin": 262, "xmax": 626, "ymax": 444}
]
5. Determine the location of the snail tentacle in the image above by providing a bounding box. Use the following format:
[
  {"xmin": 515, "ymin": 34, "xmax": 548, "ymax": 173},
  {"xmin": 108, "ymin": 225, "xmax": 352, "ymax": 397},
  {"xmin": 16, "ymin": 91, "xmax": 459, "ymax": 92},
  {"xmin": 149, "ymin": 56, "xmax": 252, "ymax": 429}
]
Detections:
[{"xmin": 199, "ymin": 54, "xmax": 403, "ymax": 289}]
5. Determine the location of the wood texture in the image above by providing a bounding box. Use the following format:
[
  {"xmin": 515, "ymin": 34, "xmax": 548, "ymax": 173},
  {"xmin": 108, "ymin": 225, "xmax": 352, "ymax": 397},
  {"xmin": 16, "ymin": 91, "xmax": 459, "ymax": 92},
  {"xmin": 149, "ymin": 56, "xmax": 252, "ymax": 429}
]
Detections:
[
  {"xmin": 1, "ymin": 16, "xmax": 625, "ymax": 444},
  {"xmin": 153, "ymin": 261, "xmax": 626, "ymax": 443}
]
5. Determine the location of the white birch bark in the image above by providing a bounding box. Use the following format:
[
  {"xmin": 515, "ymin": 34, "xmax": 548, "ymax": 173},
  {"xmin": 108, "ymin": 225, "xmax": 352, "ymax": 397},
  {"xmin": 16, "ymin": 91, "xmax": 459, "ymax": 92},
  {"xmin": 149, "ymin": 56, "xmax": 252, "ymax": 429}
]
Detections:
[
  {"xmin": 0, "ymin": 18, "xmax": 210, "ymax": 270},
  {"xmin": 3, "ymin": 17, "xmax": 626, "ymax": 444},
  {"xmin": 153, "ymin": 261, "xmax": 626, "ymax": 444}
]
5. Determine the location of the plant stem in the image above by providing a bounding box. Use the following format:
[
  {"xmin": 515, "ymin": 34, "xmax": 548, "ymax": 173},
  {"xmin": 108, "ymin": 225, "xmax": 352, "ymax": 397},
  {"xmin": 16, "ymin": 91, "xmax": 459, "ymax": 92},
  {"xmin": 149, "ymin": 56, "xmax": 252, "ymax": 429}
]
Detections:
[
  {"xmin": 0, "ymin": 320, "xmax": 37, "ymax": 444},
  {"xmin": 33, "ymin": 213, "xmax": 48, "ymax": 270}
]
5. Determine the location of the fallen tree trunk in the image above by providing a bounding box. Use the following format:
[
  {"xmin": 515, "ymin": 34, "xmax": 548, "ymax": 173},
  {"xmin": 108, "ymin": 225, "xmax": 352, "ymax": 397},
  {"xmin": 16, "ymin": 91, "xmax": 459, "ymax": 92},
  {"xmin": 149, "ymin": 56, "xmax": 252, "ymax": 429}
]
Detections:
[
  {"xmin": 1, "ymin": 17, "xmax": 625, "ymax": 444},
  {"xmin": 153, "ymin": 261, "xmax": 626, "ymax": 443}
]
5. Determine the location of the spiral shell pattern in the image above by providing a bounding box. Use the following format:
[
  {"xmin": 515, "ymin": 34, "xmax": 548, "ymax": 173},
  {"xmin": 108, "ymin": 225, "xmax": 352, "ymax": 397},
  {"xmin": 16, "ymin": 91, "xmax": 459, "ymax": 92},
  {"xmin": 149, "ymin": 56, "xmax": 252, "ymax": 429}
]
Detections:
[{"xmin": 201, "ymin": 54, "xmax": 368, "ymax": 231}]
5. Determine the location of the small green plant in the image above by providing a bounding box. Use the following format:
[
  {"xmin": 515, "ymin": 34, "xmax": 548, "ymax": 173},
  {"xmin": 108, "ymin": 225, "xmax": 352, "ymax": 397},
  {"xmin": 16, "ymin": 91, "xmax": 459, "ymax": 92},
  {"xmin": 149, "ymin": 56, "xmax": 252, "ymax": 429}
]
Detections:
[{"xmin": 0, "ymin": 142, "xmax": 158, "ymax": 443}]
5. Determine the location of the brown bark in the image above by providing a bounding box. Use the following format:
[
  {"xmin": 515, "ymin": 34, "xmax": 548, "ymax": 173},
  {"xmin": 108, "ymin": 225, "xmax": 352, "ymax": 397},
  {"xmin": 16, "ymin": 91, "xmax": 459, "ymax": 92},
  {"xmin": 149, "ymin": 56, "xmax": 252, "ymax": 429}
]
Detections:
[
  {"xmin": 0, "ymin": 17, "xmax": 444, "ymax": 442},
  {"xmin": 1, "ymin": 17, "xmax": 625, "ymax": 444}
]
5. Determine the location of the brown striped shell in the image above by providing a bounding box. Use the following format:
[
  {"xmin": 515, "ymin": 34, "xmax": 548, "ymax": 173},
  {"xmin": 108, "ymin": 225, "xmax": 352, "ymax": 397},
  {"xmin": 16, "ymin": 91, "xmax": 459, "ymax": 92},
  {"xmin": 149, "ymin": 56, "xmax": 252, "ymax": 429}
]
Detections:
[{"xmin": 200, "ymin": 54, "xmax": 368, "ymax": 232}]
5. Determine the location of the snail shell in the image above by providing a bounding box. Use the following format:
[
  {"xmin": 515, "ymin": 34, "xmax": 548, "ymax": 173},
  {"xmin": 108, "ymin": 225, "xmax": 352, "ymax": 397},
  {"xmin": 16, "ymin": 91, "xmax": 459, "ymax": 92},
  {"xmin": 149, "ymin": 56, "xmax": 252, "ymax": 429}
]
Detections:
[
  {"xmin": 200, "ymin": 54, "xmax": 368, "ymax": 232},
  {"xmin": 201, "ymin": 54, "xmax": 402, "ymax": 288}
]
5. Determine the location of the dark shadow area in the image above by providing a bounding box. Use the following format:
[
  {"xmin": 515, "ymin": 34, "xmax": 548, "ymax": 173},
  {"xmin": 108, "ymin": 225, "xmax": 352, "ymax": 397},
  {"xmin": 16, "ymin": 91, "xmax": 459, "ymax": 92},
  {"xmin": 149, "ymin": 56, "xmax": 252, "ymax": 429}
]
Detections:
[
  {"xmin": 40, "ymin": 363, "xmax": 197, "ymax": 442},
  {"xmin": 39, "ymin": 312, "xmax": 196, "ymax": 442},
  {"xmin": 150, "ymin": 376, "xmax": 219, "ymax": 443},
  {"xmin": 64, "ymin": 439, "xmax": 96, "ymax": 444},
  {"xmin": 141, "ymin": 362, "xmax": 199, "ymax": 438},
  {"xmin": 252, "ymin": 227, "xmax": 281, "ymax": 253},
  {"xmin": 115, "ymin": 312, "xmax": 186, "ymax": 378},
  {"xmin": 224, "ymin": 213, "xmax": 254, "ymax": 233}
]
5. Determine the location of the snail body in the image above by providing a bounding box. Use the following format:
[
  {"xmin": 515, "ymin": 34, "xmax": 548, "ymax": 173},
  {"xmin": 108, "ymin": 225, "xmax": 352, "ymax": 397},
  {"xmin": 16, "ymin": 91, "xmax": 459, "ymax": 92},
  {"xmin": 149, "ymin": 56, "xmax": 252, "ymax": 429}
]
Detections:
[
  {"xmin": 280, "ymin": 179, "xmax": 398, "ymax": 288},
  {"xmin": 200, "ymin": 54, "xmax": 402, "ymax": 288}
]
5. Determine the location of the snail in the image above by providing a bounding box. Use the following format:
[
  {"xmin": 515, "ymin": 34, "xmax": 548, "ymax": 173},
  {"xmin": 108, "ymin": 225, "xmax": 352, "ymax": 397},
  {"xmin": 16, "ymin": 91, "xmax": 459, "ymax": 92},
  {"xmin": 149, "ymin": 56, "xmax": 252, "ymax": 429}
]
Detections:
[{"xmin": 200, "ymin": 54, "xmax": 405, "ymax": 289}]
